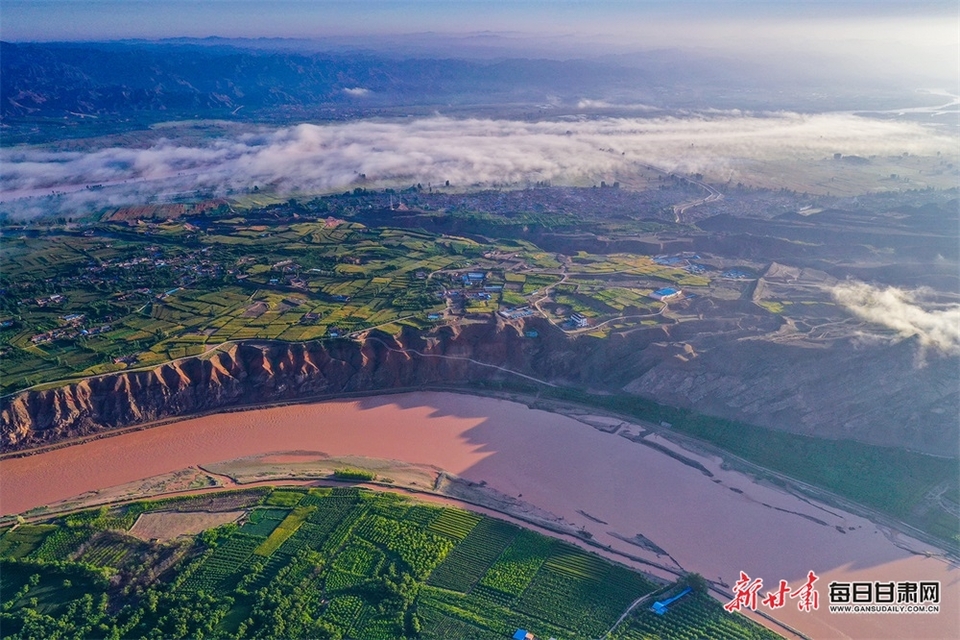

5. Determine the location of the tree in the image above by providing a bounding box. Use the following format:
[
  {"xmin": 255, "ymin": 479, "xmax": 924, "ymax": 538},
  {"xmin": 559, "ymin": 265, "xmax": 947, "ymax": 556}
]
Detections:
[{"xmin": 683, "ymin": 572, "xmax": 710, "ymax": 594}]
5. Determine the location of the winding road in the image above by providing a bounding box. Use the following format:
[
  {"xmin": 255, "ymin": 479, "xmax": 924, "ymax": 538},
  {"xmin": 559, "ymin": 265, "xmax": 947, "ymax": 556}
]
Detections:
[{"xmin": 672, "ymin": 176, "xmax": 723, "ymax": 223}]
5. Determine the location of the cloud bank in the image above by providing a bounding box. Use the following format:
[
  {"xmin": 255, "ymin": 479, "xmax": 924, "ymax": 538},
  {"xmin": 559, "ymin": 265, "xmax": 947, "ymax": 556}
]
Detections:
[
  {"xmin": 832, "ymin": 281, "xmax": 960, "ymax": 355},
  {"xmin": 1, "ymin": 112, "xmax": 955, "ymax": 217}
]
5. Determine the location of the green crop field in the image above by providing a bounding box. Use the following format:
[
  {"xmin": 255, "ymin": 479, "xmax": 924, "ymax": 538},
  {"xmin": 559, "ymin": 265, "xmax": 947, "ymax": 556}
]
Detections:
[
  {"xmin": 0, "ymin": 487, "xmax": 780, "ymax": 640},
  {"xmin": 479, "ymin": 529, "xmax": 555, "ymax": 597},
  {"xmin": 427, "ymin": 517, "xmax": 518, "ymax": 592},
  {"xmin": 0, "ymin": 213, "xmax": 464, "ymax": 393},
  {"xmin": 0, "ymin": 192, "xmax": 731, "ymax": 394},
  {"xmin": 612, "ymin": 589, "xmax": 781, "ymax": 640},
  {"xmin": 253, "ymin": 506, "xmax": 315, "ymax": 556}
]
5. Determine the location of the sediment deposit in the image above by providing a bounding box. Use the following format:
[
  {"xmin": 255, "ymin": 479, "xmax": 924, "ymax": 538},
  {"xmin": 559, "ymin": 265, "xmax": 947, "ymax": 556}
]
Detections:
[{"xmin": 3, "ymin": 392, "xmax": 956, "ymax": 640}]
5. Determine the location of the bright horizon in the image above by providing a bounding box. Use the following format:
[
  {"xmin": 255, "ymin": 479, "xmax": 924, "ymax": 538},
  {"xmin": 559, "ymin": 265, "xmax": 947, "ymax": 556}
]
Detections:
[
  {"xmin": 5, "ymin": 2, "xmax": 955, "ymax": 47},
  {"xmin": 3, "ymin": 1, "xmax": 957, "ymax": 86}
]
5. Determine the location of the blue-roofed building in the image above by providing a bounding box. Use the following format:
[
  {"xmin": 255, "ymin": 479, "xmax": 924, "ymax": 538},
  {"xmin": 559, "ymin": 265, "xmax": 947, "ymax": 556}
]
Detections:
[
  {"xmin": 651, "ymin": 586, "xmax": 692, "ymax": 615},
  {"xmin": 649, "ymin": 287, "xmax": 682, "ymax": 301}
]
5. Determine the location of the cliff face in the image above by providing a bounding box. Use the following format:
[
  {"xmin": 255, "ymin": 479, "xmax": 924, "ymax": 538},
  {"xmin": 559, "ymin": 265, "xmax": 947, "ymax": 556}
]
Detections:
[
  {"xmin": 3, "ymin": 314, "xmax": 956, "ymax": 455},
  {"xmin": 624, "ymin": 336, "xmax": 960, "ymax": 454},
  {"xmin": 3, "ymin": 316, "xmax": 657, "ymax": 451}
]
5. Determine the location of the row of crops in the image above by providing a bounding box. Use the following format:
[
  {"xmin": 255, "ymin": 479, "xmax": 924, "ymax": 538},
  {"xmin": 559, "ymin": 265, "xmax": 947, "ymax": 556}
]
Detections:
[
  {"xmin": 0, "ymin": 486, "xmax": 782, "ymax": 639},
  {"xmin": 613, "ymin": 590, "xmax": 782, "ymax": 640},
  {"xmin": 426, "ymin": 517, "xmax": 517, "ymax": 592}
]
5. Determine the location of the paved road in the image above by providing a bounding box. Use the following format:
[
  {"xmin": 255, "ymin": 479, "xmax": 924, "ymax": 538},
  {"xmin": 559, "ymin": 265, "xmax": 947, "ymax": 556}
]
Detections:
[{"xmin": 673, "ymin": 177, "xmax": 723, "ymax": 223}]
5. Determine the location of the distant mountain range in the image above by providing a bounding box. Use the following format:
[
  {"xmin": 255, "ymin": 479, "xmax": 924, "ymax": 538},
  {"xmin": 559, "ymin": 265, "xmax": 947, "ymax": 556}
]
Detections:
[
  {"xmin": 1, "ymin": 41, "xmax": 654, "ymax": 118},
  {"xmin": 0, "ymin": 40, "xmax": 927, "ymax": 143}
]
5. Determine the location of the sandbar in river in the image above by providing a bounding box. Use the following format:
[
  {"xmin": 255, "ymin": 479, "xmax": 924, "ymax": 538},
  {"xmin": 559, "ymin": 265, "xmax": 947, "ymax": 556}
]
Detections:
[{"xmin": 1, "ymin": 392, "xmax": 956, "ymax": 639}]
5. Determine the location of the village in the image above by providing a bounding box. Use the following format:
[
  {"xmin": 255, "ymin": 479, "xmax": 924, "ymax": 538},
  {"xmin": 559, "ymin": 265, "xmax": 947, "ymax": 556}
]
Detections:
[{"xmin": 1, "ymin": 200, "xmax": 769, "ymax": 393}]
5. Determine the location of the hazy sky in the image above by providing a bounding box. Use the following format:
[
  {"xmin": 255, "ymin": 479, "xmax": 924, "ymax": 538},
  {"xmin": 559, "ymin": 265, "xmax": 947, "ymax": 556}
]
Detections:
[
  {"xmin": 2, "ymin": 1, "xmax": 954, "ymax": 44},
  {"xmin": 4, "ymin": 1, "xmax": 956, "ymax": 83}
]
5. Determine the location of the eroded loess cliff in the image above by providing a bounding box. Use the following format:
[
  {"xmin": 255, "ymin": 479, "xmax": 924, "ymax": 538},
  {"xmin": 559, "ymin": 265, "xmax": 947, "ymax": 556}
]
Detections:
[
  {"xmin": 3, "ymin": 314, "xmax": 957, "ymax": 455},
  {"xmin": 2, "ymin": 317, "xmax": 653, "ymax": 451}
]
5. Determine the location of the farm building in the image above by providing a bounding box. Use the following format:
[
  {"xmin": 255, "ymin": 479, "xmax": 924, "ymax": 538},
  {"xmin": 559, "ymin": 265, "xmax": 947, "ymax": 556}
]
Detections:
[
  {"xmin": 512, "ymin": 630, "xmax": 536, "ymax": 640},
  {"xmin": 570, "ymin": 312, "xmax": 589, "ymax": 328},
  {"xmin": 651, "ymin": 586, "xmax": 693, "ymax": 615},
  {"xmin": 499, "ymin": 307, "xmax": 534, "ymax": 320},
  {"xmin": 649, "ymin": 287, "xmax": 682, "ymax": 301},
  {"xmin": 722, "ymin": 268, "xmax": 752, "ymax": 280}
]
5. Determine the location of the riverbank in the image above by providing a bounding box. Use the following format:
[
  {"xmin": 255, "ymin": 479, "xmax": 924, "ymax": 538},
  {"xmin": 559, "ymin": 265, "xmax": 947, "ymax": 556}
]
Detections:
[{"xmin": 1, "ymin": 391, "xmax": 956, "ymax": 639}]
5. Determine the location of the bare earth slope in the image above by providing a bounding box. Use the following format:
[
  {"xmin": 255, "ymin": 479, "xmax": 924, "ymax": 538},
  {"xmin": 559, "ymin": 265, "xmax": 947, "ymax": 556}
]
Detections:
[
  {"xmin": 625, "ymin": 335, "xmax": 959, "ymax": 452},
  {"xmin": 2, "ymin": 314, "xmax": 957, "ymax": 455}
]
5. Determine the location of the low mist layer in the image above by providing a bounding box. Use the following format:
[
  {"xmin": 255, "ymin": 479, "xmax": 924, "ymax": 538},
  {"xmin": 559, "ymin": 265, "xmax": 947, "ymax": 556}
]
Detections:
[
  {"xmin": 832, "ymin": 281, "xmax": 960, "ymax": 355},
  {"xmin": 2, "ymin": 112, "xmax": 954, "ymax": 217}
]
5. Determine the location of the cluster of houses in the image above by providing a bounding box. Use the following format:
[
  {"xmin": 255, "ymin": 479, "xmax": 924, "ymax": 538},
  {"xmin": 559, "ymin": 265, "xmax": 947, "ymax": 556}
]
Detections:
[
  {"xmin": 263, "ymin": 260, "xmax": 309, "ymax": 289},
  {"xmin": 31, "ymin": 319, "xmax": 113, "ymax": 345},
  {"xmin": 654, "ymin": 252, "xmax": 710, "ymax": 274},
  {"xmin": 59, "ymin": 246, "xmax": 225, "ymax": 297},
  {"xmin": 442, "ymin": 270, "xmax": 506, "ymax": 305},
  {"xmin": 34, "ymin": 294, "xmax": 66, "ymax": 307},
  {"xmin": 446, "ymin": 289, "xmax": 493, "ymax": 302},
  {"xmin": 569, "ymin": 312, "xmax": 589, "ymax": 328},
  {"xmin": 654, "ymin": 252, "xmax": 700, "ymax": 266},
  {"xmin": 116, "ymin": 288, "xmax": 153, "ymax": 302}
]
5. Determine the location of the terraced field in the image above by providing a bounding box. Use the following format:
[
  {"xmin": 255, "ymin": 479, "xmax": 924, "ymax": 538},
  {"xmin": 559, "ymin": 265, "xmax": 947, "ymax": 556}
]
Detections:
[{"xmin": 0, "ymin": 196, "xmax": 719, "ymax": 394}]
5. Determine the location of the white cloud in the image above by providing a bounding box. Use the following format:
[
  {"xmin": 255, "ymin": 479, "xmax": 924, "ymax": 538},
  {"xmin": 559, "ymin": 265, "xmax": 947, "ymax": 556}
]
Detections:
[
  {"xmin": 575, "ymin": 99, "xmax": 660, "ymax": 112},
  {"xmin": 343, "ymin": 87, "xmax": 371, "ymax": 97},
  {"xmin": 1, "ymin": 112, "xmax": 955, "ymax": 217},
  {"xmin": 832, "ymin": 281, "xmax": 960, "ymax": 354}
]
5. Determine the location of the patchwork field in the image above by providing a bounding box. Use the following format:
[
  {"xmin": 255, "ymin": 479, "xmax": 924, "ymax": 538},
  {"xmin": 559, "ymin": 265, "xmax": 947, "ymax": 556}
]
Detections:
[
  {"xmin": 0, "ymin": 201, "xmax": 728, "ymax": 393},
  {"xmin": 0, "ymin": 487, "xmax": 777, "ymax": 640}
]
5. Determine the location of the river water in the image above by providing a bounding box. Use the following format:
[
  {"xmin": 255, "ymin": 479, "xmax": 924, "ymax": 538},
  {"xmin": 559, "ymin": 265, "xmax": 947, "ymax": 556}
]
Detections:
[{"xmin": 1, "ymin": 392, "xmax": 956, "ymax": 639}]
